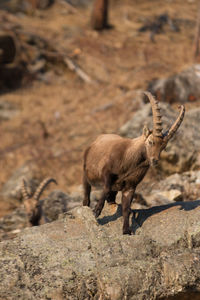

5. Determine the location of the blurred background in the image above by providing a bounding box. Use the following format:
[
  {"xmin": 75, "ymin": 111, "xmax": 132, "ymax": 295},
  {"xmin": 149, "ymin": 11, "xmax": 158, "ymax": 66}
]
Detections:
[{"xmin": 0, "ymin": 0, "xmax": 200, "ymax": 219}]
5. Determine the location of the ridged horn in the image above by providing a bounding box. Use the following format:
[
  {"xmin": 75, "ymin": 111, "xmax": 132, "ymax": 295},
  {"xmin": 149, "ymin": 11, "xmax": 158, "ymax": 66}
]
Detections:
[
  {"xmin": 144, "ymin": 91, "xmax": 163, "ymax": 138},
  {"xmin": 33, "ymin": 178, "xmax": 57, "ymax": 201},
  {"xmin": 163, "ymin": 105, "xmax": 185, "ymax": 143},
  {"xmin": 21, "ymin": 178, "xmax": 30, "ymax": 200}
]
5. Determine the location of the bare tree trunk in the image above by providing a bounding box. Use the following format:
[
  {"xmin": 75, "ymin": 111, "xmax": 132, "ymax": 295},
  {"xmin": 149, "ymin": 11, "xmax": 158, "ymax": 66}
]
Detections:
[
  {"xmin": 91, "ymin": 0, "xmax": 109, "ymax": 31},
  {"xmin": 194, "ymin": 1, "xmax": 200, "ymax": 61}
]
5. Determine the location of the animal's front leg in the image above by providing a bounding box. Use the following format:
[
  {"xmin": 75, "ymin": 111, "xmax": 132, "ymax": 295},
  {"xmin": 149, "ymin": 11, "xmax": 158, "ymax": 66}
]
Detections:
[
  {"xmin": 93, "ymin": 189, "xmax": 108, "ymax": 218},
  {"xmin": 122, "ymin": 189, "xmax": 135, "ymax": 235}
]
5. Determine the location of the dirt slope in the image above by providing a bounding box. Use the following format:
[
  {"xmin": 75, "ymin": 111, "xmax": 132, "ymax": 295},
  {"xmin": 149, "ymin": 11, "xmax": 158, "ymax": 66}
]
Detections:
[{"xmin": 0, "ymin": 0, "xmax": 199, "ymax": 215}]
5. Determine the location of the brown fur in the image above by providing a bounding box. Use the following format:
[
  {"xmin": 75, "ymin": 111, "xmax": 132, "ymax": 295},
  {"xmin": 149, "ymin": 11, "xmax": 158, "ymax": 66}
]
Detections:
[
  {"xmin": 82, "ymin": 92, "xmax": 185, "ymax": 234},
  {"xmin": 91, "ymin": 0, "xmax": 109, "ymax": 30}
]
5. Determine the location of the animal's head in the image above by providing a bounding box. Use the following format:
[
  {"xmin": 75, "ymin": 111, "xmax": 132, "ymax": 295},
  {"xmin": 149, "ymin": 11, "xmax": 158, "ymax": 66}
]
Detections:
[
  {"xmin": 21, "ymin": 177, "xmax": 57, "ymax": 225},
  {"xmin": 143, "ymin": 92, "xmax": 185, "ymax": 167}
]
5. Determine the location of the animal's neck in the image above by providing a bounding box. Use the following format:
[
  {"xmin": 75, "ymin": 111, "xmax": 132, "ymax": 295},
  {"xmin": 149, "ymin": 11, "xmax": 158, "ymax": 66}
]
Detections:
[
  {"xmin": 121, "ymin": 138, "xmax": 150, "ymax": 175},
  {"xmin": 128, "ymin": 136, "xmax": 148, "ymax": 163},
  {"xmin": 114, "ymin": 141, "xmax": 149, "ymax": 191}
]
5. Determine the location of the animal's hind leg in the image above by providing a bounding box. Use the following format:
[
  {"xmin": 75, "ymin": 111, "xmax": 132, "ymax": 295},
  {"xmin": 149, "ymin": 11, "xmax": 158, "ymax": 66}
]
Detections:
[
  {"xmin": 122, "ymin": 189, "xmax": 135, "ymax": 235},
  {"xmin": 82, "ymin": 172, "xmax": 91, "ymax": 207},
  {"xmin": 94, "ymin": 170, "xmax": 113, "ymax": 217}
]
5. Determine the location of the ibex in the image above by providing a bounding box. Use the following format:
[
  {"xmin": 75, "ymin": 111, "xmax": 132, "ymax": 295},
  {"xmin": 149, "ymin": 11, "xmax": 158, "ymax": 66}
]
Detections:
[
  {"xmin": 21, "ymin": 177, "xmax": 57, "ymax": 226},
  {"xmin": 83, "ymin": 92, "xmax": 185, "ymax": 234}
]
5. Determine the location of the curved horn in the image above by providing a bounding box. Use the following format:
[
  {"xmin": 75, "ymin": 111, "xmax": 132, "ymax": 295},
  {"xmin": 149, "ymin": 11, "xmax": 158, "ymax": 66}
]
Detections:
[
  {"xmin": 144, "ymin": 91, "xmax": 163, "ymax": 137},
  {"xmin": 21, "ymin": 178, "xmax": 30, "ymax": 200},
  {"xmin": 163, "ymin": 105, "xmax": 185, "ymax": 143},
  {"xmin": 33, "ymin": 178, "xmax": 57, "ymax": 201}
]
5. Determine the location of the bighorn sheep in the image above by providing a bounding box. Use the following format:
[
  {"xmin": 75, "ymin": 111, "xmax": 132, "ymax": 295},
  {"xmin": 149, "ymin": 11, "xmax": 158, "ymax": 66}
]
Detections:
[
  {"xmin": 21, "ymin": 177, "xmax": 57, "ymax": 226},
  {"xmin": 83, "ymin": 92, "xmax": 185, "ymax": 234}
]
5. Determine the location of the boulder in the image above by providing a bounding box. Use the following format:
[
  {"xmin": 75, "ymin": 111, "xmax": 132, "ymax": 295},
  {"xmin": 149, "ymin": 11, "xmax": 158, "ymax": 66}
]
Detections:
[
  {"xmin": 120, "ymin": 102, "xmax": 200, "ymax": 174},
  {"xmin": 148, "ymin": 64, "xmax": 200, "ymax": 103},
  {"xmin": 143, "ymin": 189, "xmax": 182, "ymax": 207},
  {"xmin": 42, "ymin": 189, "xmax": 81, "ymax": 222},
  {"xmin": 1, "ymin": 203, "xmax": 200, "ymax": 299},
  {"xmin": 140, "ymin": 170, "xmax": 200, "ymax": 208}
]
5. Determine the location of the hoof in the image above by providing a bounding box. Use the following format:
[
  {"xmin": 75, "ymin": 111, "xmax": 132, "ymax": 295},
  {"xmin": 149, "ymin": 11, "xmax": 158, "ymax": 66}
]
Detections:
[
  {"xmin": 83, "ymin": 199, "xmax": 90, "ymax": 206},
  {"xmin": 123, "ymin": 227, "xmax": 132, "ymax": 235},
  {"xmin": 93, "ymin": 208, "xmax": 101, "ymax": 218},
  {"xmin": 107, "ymin": 201, "xmax": 116, "ymax": 205}
]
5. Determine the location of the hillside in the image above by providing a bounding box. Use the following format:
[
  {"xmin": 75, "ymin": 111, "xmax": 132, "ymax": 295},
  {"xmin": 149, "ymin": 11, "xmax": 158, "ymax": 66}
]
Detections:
[{"xmin": 0, "ymin": 0, "xmax": 199, "ymax": 216}]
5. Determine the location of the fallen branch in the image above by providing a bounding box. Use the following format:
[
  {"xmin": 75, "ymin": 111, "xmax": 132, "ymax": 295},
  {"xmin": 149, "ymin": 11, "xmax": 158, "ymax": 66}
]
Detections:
[
  {"xmin": 63, "ymin": 57, "xmax": 93, "ymax": 84},
  {"xmin": 41, "ymin": 49, "xmax": 94, "ymax": 84}
]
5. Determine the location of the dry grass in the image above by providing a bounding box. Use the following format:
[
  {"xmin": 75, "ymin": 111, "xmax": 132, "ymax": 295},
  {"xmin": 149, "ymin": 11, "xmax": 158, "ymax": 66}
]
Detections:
[{"xmin": 0, "ymin": 0, "xmax": 199, "ymax": 215}]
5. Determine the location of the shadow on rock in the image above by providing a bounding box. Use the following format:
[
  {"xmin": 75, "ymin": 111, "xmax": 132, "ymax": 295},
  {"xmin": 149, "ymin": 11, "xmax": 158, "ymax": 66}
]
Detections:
[
  {"xmin": 132, "ymin": 200, "xmax": 200, "ymax": 234},
  {"xmin": 97, "ymin": 204, "xmax": 122, "ymax": 225},
  {"xmin": 97, "ymin": 200, "xmax": 200, "ymax": 234}
]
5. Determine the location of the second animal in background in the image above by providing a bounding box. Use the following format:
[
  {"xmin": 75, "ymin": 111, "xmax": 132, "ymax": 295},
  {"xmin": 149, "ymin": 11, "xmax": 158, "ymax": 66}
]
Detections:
[{"xmin": 21, "ymin": 177, "xmax": 57, "ymax": 226}]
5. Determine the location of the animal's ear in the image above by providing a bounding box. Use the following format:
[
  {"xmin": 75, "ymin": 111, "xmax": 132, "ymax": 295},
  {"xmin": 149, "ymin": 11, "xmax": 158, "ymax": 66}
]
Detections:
[{"xmin": 143, "ymin": 124, "xmax": 150, "ymax": 138}]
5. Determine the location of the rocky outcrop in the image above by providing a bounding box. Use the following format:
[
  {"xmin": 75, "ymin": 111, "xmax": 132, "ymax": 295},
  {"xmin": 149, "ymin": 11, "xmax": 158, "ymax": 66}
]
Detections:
[
  {"xmin": 141, "ymin": 170, "xmax": 200, "ymax": 207},
  {"xmin": 41, "ymin": 189, "xmax": 81, "ymax": 222},
  {"xmin": 120, "ymin": 102, "xmax": 200, "ymax": 175},
  {"xmin": 147, "ymin": 64, "xmax": 200, "ymax": 103},
  {"xmin": 1, "ymin": 203, "xmax": 200, "ymax": 299}
]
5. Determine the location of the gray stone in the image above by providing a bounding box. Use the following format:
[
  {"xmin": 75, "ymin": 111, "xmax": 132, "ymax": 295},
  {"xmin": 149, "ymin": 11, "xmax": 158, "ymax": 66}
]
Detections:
[
  {"xmin": 0, "ymin": 204, "xmax": 200, "ymax": 299},
  {"xmin": 142, "ymin": 170, "xmax": 200, "ymax": 206},
  {"xmin": 148, "ymin": 64, "xmax": 200, "ymax": 103},
  {"xmin": 144, "ymin": 189, "xmax": 182, "ymax": 207},
  {"xmin": 42, "ymin": 190, "xmax": 76, "ymax": 222}
]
